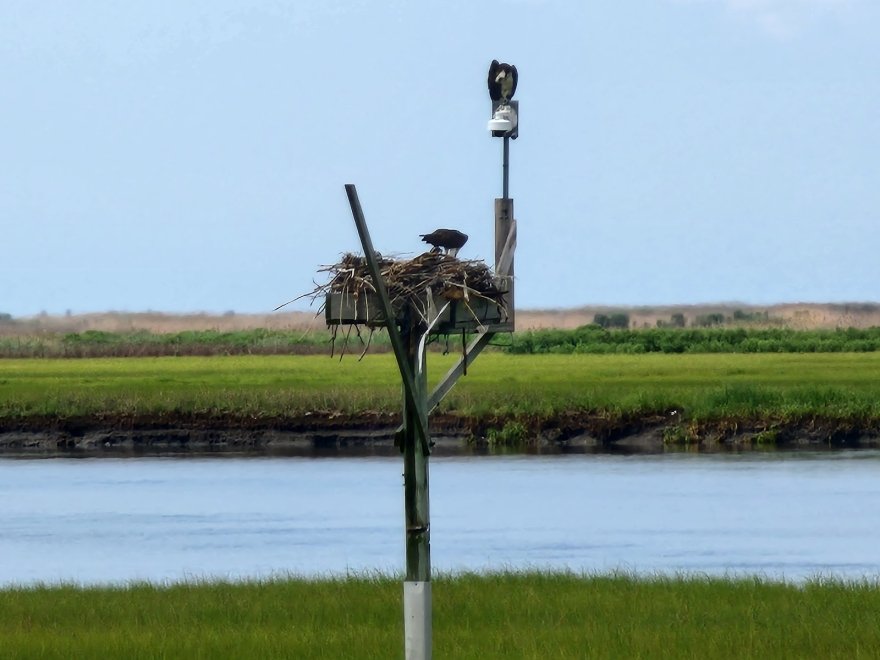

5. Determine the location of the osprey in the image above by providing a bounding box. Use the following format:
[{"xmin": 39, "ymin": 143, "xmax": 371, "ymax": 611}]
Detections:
[
  {"xmin": 420, "ymin": 229, "xmax": 468, "ymax": 257},
  {"xmin": 488, "ymin": 60, "xmax": 518, "ymax": 104}
]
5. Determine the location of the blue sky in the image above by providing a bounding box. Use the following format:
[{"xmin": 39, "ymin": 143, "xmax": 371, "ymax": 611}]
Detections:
[{"xmin": 3, "ymin": 0, "xmax": 878, "ymax": 316}]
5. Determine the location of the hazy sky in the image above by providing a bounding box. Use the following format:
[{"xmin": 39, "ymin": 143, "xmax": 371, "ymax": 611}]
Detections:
[{"xmin": 3, "ymin": 0, "xmax": 878, "ymax": 317}]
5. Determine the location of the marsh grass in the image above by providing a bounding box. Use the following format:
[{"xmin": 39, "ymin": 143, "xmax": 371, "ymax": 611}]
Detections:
[
  {"xmin": 11, "ymin": 325, "xmax": 880, "ymax": 359},
  {"xmin": 0, "ymin": 328, "xmax": 339, "ymax": 358},
  {"xmin": 506, "ymin": 325, "xmax": 880, "ymax": 354},
  {"xmin": 1, "ymin": 572, "xmax": 879, "ymax": 658},
  {"xmin": 4, "ymin": 353, "xmax": 880, "ymax": 425}
]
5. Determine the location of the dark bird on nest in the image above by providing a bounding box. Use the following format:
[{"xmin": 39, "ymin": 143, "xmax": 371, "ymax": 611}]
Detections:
[
  {"xmin": 420, "ymin": 229, "xmax": 468, "ymax": 258},
  {"xmin": 488, "ymin": 60, "xmax": 518, "ymax": 104}
]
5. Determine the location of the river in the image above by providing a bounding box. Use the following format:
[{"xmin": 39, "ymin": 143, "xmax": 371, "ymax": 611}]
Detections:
[{"xmin": 1, "ymin": 450, "xmax": 879, "ymax": 585}]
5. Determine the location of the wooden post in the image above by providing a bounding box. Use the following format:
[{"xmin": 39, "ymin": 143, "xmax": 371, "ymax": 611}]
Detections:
[
  {"xmin": 495, "ymin": 197, "xmax": 515, "ymax": 330},
  {"xmin": 402, "ymin": 317, "xmax": 432, "ymax": 660},
  {"xmin": 342, "ymin": 182, "xmax": 515, "ymax": 659},
  {"xmin": 343, "ymin": 184, "xmax": 432, "ymax": 658},
  {"xmin": 346, "ymin": 184, "xmax": 429, "ymax": 453}
]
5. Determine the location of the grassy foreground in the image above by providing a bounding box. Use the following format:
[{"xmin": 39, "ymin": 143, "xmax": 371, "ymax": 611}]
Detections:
[
  {"xmin": 4, "ymin": 352, "xmax": 880, "ymax": 423},
  {"xmin": 2, "ymin": 573, "xmax": 879, "ymax": 659}
]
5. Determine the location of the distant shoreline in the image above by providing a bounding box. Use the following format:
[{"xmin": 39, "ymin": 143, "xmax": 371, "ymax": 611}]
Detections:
[{"xmin": 4, "ymin": 301, "xmax": 880, "ymax": 335}]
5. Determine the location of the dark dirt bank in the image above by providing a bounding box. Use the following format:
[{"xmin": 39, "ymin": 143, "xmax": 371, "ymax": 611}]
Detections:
[{"xmin": 2, "ymin": 412, "xmax": 880, "ymax": 454}]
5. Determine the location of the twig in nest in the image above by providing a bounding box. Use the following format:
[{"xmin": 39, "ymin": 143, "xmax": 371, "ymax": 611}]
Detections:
[
  {"xmin": 359, "ymin": 328, "xmax": 374, "ymax": 361},
  {"xmin": 339, "ymin": 323, "xmax": 355, "ymax": 362}
]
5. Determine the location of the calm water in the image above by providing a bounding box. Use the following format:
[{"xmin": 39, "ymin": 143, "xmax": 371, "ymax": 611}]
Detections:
[{"xmin": 1, "ymin": 451, "xmax": 879, "ymax": 585}]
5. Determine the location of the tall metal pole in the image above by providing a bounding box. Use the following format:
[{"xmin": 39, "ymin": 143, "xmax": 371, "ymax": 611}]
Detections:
[
  {"xmin": 502, "ymin": 135, "xmax": 510, "ymax": 200},
  {"xmin": 498, "ymin": 109, "xmax": 515, "ymax": 331}
]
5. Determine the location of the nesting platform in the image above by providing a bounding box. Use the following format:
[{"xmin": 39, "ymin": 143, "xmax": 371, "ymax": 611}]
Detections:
[{"xmin": 321, "ymin": 252, "xmax": 511, "ymax": 333}]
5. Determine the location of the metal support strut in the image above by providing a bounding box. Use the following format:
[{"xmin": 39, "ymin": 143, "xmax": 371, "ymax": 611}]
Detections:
[{"xmin": 502, "ymin": 136, "xmax": 510, "ymax": 200}]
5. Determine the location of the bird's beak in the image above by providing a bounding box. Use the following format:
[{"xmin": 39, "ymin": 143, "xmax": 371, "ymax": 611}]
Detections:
[{"xmin": 495, "ymin": 71, "xmax": 506, "ymax": 82}]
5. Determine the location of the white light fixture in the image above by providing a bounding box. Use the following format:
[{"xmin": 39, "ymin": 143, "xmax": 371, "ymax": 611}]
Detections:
[{"xmin": 488, "ymin": 104, "xmax": 517, "ymax": 137}]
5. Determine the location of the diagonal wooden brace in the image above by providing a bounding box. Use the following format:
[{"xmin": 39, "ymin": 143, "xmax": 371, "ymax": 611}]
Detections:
[{"xmin": 345, "ymin": 184, "xmax": 430, "ymax": 455}]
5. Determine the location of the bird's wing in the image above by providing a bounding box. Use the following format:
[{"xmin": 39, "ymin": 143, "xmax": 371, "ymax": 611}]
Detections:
[
  {"xmin": 509, "ymin": 64, "xmax": 518, "ymax": 100},
  {"xmin": 487, "ymin": 60, "xmax": 501, "ymax": 101}
]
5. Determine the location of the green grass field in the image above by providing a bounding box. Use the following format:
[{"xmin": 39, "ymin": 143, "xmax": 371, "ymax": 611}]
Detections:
[
  {"xmin": 3, "ymin": 352, "xmax": 880, "ymax": 424},
  {"xmin": 2, "ymin": 573, "xmax": 879, "ymax": 658}
]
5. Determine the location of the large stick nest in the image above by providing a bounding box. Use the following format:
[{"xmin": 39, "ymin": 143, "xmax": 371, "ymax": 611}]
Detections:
[{"xmin": 312, "ymin": 251, "xmax": 508, "ymax": 321}]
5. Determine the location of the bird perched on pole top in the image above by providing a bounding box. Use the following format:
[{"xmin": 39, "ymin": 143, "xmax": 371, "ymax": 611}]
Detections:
[
  {"xmin": 420, "ymin": 229, "xmax": 468, "ymax": 258},
  {"xmin": 488, "ymin": 60, "xmax": 518, "ymax": 104}
]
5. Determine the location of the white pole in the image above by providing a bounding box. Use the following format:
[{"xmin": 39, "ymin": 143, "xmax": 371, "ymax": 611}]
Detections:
[{"xmin": 404, "ymin": 581, "xmax": 432, "ymax": 659}]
